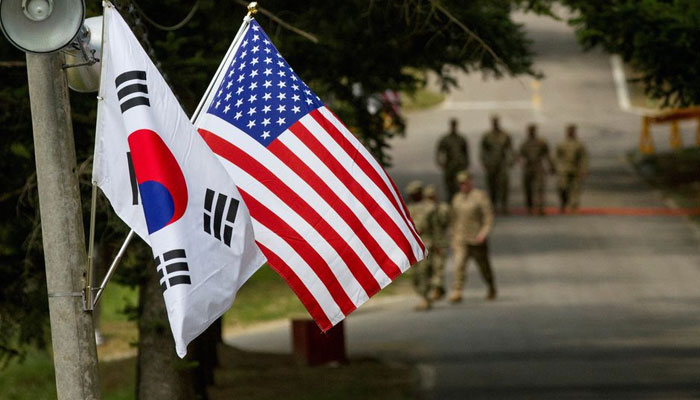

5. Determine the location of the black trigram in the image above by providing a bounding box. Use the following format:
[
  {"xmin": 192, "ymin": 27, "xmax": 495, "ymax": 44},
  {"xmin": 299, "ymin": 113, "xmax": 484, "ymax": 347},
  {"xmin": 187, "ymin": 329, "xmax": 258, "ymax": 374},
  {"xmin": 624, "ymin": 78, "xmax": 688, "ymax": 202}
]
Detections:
[
  {"xmin": 115, "ymin": 70, "xmax": 150, "ymax": 113},
  {"xmin": 154, "ymin": 249, "xmax": 191, "ymax": 293},
  {"xmin": 203, "ymin": 189, "xmax": 240, "ymax": 247},
  {"xmin": 127, "ymin": 152, "xmax": 138, "ymax": 205}
]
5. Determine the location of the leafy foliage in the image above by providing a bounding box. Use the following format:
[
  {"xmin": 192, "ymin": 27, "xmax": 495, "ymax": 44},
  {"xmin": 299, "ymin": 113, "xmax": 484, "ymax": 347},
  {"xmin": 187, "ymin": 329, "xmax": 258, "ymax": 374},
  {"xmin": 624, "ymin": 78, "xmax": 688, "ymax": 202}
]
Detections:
[
  {"xmin": 134, "ymin": 0, "xmax": 537, "ymax": 165},
  {"xmin": 565, "ymin": 0, "xmax": 700, "ymax": 107},
  {"xmin": 0, "ymin": 47, "xmax": 47, "ymax": 365},
  {"xmin": 0, "ymin": 0, "xmax": 537, "ymax": 363}
]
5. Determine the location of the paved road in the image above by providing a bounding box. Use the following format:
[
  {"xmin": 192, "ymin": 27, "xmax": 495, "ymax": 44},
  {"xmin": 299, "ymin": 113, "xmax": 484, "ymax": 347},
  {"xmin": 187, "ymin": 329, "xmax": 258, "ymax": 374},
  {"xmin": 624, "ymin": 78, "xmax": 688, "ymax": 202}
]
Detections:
[{"xmin": 228, "ymin": 10, "xmax": 700, "ymax": 399}]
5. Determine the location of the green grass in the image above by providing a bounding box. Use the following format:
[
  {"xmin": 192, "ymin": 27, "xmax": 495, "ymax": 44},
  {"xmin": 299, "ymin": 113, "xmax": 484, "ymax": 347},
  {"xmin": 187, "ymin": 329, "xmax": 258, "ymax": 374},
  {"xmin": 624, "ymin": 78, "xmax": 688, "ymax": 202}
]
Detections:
[
  {"xmin": 0, "ymin": 350, "xmax": 57, "ymax": 400},
  {"xmin": 98, "ymin": 280, "xmax": 138, "ymax": 323},
  {"xmin": 0, "ymin": 282, "xmax": 138, "ymax": 399},
  {"xmin": 223, "ymin": 265, "xmax": 307, "ymax": 328},
  {"xmin": 1, "ymin": 264, "xmax": 416, "ymax": 399},
  {"xmin": 1, "ymin": 345, "xmax": 416, "ymax": 400},
  {"xmin": 100, "ymin": 358, "xmax": 137, "ymax": 400},
  {"xmin": 91, "ymin": 265, "xmax": 310, "ymax": 357},
  {"xmin": 400, "ymin": 89, "xmax": 445, "ymax": 111},
  {"xmin": 94, "ymin": 264, "xmax": 411, "ymax": 353},
  {"xmin": 208, "ymin": 345, "xmax": 415, "ymax": 400},
  {"xmin": 224, "ymin": 265, "xmax": 413, "ymax": 329},
  {"xmin": 0, "ymin": 349, "xmax": 135, "ymax": 400}
]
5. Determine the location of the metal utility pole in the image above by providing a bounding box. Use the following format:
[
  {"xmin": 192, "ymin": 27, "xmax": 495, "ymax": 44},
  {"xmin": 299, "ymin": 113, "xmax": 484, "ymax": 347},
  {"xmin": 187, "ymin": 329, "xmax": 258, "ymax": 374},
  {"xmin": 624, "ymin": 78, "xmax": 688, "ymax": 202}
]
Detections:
[{"xmin": 26, "ymin": 52, "xmax": 100, "ymax": 400}]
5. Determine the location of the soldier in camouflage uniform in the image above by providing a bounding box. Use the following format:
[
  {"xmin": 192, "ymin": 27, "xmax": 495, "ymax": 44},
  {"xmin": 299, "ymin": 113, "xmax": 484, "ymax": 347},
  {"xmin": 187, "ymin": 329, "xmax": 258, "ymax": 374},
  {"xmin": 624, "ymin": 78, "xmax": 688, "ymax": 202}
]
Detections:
[
  {"xmin": 405, "ymin": 180, "xmax": 435, "ymax": 310},
  {"xmin": 519, "ymin": 124, "xmax": 554, "ymax": 215},
  {"xmin": 480, "ymin": 115, "xmax": 515, "ymax": 214},
  {"xmin": 555, "ymin": 124, "xmax": 588, "ymax": 213},
  {"xmin": 436, "ymin": 118, "xmax": 470, "ymax": 201},
  {"xmin": 423, "ymin": 184, "xmax": 450, "ymax": 301},
  {"xmin": 449, "ymin": 171, "xmax": 497, "ymax": 302}
]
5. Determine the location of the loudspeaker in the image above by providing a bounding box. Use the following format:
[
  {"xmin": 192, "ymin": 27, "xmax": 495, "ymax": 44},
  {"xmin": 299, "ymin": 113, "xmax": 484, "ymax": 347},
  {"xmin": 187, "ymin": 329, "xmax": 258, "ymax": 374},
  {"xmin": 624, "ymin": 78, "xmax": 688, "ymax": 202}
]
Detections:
[
  {"xmin": 65, "ymin": 15, "xmax": 101, "ymax": 92},
  {"xmin": 0, "ymin": 0, "xmax": 85, "ymax": 53}
]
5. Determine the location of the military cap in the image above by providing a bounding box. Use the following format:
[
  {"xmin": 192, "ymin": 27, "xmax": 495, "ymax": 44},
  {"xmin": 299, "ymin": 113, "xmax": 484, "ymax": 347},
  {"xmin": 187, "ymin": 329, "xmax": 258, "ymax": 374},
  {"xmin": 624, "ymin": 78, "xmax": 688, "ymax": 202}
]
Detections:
[
  {"xmin": 405, "ymin": 180, "xmax": 424, "ymax": 195},
  {"xmin": 423, "ymin": 184, "xmax": 437, "ymax": 197},
  {"xmin": 455, "ymin": 170, "xmax": 472, "ymax": 183}
]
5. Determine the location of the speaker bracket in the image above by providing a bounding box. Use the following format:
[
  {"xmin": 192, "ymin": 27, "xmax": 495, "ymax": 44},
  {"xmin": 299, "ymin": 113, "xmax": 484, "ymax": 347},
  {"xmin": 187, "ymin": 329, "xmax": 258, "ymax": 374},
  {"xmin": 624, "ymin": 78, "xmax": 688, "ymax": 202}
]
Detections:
[
  {"xmin": 61, "ymin": 48, "xmax": 98, "ymax": 69},
  {"xmin": 61, "ymin": 26, "xmax": 99, "ymax": 69}
]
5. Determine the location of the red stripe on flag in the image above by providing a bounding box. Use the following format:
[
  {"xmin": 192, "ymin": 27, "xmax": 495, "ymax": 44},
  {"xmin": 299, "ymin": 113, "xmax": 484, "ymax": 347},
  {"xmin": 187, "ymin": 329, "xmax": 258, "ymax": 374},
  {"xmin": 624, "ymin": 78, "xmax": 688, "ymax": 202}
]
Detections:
[
  {"xmin": 288, "ymin": 122, "xmax": 418, "ymax": 265},
  {"xmin": 325, "ymin": 108, "xmax": 416, "ymax": 225},
  {"xmin": 238, "ymin": 189, "xmax": 356, "ymax": 316},
  {"xmin": 200, "ymin": 129, "xmax": 360, "ymax": 315},
  {"xmin": 202, "ymin": 129, "xmax": 381, "ymax": 298},
  {"xmin": 311, "ymin": 109, "xmax": 425, "ymax": 253},
  {"xmin": 268, "ymin": 139, "xmax": 402, "ymax": 280},
  {"xmin": 387, "ymin": 174, "xmax": 419, "ymax": 233},
  {"xmin": 257, "ymin": 242, "xmax": 333, "ymax": 332}
]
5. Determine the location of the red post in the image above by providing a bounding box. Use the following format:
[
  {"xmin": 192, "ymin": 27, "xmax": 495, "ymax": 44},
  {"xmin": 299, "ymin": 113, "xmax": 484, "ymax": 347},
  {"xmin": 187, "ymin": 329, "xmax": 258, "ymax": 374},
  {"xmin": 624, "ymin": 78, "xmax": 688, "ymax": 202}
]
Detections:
[{"xmin": 291, "ymin": 319, "xmax": 347, "ymax": 366}]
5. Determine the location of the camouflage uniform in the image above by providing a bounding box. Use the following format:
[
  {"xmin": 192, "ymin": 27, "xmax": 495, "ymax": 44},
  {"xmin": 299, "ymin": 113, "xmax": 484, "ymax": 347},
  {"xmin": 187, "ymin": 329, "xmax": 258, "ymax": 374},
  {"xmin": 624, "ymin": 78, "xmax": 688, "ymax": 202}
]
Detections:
[
  {"xmin": 423, "ymin": 185, "xmax": 450, "ymax": 300},
  {"xmin": 436, "ymin": 132, "xmax": 470, "ymax": 201},
  {"xmin": 406, "ymin": 181, "xmax": 435, "ymax": 309},
  {"xmin": 555, "ymin": 137, "xmax": 588, "ymax": 212},
  {"xmin": 449, "ymin": 171, "xmax": 496, "ymax": 302},
  {"xmin": 480, "ymin": 129, "xmax": 514, "ymax": 213},
  {"xmin": 519, "ymin": 136, "xmax": 553, "ymax": 214}
]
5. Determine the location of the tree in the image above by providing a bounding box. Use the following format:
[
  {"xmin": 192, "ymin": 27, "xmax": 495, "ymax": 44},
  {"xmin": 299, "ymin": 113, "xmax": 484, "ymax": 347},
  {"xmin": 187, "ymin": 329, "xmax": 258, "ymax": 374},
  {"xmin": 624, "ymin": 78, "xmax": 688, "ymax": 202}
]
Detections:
[
  {"xmin": 0, "ymin": 44, "xmax": 48, "ymax": 366},
  {"xmin": 138, "ymin": 0, "xmax": 538, "ymax": 165},
  {"xmin": 564, "ymin": 0, "xmax": 700, "ymax": 107},
  {"xmin": 0, "ymin": 0, "xmax": 540, "ymax": 397},
  {"xmin": 131, "ymin": 2, "xmax": 539, "ymax": 397}
]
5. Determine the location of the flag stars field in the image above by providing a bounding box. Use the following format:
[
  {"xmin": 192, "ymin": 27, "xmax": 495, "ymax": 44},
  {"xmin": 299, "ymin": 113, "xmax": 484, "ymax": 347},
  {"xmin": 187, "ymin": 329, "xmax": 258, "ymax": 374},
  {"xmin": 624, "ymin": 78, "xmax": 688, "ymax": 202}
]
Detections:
[{"xmin": 209, "ymin": 22, "xmax": 324, "ymax": 144}]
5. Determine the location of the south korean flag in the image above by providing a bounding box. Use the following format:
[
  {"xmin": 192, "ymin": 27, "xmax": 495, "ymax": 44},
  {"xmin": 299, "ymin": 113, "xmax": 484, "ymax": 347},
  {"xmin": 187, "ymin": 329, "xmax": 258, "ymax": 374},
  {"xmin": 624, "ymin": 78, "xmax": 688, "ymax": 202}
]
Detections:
[{"xmin": 93, "ymin": 3, "xmax": 266, "ymax": 357}]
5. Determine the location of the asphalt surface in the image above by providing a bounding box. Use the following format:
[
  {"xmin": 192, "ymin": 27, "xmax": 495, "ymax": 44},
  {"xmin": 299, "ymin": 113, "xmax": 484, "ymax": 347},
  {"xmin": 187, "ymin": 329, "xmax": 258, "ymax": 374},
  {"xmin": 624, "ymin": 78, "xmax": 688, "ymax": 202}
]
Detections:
[{"xmin": 227, "ymin": 10, "xmax": 700, "ymax": 399}]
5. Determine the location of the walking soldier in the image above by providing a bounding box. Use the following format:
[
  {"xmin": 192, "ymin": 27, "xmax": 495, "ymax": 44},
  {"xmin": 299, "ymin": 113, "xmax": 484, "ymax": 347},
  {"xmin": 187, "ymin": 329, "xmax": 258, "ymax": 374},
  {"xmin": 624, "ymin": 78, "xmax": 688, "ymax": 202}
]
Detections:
[
  {"xmin": 449, "ymin": 171, "xmax": 497, "ymax": 302},
  {"xmin": 555, "ymin": 124, "xmax": 588, "ymax": 213},
  {"xmin": 436, "ymin": 118, "xmax": 470, "ymax": 201},
  {"xmin": 519, "ymin": 124, "xmax": 554, "ymax": 215},
  {"xmin": 480, "ymin": 115, "xmax": 515, "ymax": 214}
]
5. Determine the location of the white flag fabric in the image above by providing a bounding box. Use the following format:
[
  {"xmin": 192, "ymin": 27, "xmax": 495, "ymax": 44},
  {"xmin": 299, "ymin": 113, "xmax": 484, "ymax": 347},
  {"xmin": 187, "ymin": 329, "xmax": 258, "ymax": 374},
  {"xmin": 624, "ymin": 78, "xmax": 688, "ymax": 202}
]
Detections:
[{"xmin": 93, "ymin": 4, "xmax": 265, "ymax": 357}]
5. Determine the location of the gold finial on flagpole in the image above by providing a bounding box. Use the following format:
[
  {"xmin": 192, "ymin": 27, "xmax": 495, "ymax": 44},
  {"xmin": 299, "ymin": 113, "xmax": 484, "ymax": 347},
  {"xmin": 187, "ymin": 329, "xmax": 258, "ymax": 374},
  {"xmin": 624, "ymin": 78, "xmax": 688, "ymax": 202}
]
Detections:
[{"xmin": 247, "ymin": 2, "xmax": 258, "ymax": 16}]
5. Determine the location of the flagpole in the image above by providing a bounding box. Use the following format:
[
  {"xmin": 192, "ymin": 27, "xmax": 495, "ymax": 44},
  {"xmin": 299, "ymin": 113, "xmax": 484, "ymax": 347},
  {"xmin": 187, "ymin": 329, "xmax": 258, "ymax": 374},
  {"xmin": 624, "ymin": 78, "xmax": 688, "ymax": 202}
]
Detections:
[
  {"xmin": 93, "ymin": 2, "xmax": 258, "ymax": 307},
  {"xmin": 92, "ymin": 229, "xmax": 135, "ymax": 307},
  {"xmin": 191, "ymin": 2, "xmax": 257, "ymax": 124},
  {"xmin": 85, "ymin": 1, "xmax": 112, "ymax": 310},
  {"xmin": 84, "ymin": 183, "xmax": 98, "ymax": 310}
]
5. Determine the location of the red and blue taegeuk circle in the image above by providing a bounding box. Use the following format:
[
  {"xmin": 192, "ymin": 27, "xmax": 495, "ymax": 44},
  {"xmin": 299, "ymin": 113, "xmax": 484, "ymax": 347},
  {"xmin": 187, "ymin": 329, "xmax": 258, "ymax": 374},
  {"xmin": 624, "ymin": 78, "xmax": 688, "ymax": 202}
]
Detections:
[{"xmin": 128, "ymin": 129, "xmax": 188, "ymax": 234}]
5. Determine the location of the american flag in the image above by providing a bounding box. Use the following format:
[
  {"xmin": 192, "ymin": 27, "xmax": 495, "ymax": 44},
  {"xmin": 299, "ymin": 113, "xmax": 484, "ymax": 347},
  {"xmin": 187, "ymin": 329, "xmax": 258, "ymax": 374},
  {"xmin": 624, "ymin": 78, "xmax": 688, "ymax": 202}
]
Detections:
[{"xmin": 196, "ymin": 19, "xmax": 425, "ymax": 331}]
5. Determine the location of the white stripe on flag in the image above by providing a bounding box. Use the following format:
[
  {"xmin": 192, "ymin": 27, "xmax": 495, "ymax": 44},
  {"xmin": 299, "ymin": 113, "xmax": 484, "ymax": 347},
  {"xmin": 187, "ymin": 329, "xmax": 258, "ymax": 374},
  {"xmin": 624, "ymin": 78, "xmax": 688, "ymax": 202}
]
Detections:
[
  {"xmin": 299, "ymin": 114, "xmax": 424, "ymax": 265},
  {"xmin": 202, "ymin": 115, "xmax": 410, "ymax": 278},
  {"xmin": 212, "ymin": 148, "xmax": 370, "ymax": 307},
  {"xmin": 318, "ymin": 106, "xmax": 421, "ymax": 241},
  {"xmin": 277, "ymin": 132, "xmax": 413, "ymax": 274},
  {"xmin": 252, "ymin": 221, "xmax": 345, "ymax": 325},
  {"xmin": 214, "ymin": 120, "xmax": 392, "ymax": 288}
]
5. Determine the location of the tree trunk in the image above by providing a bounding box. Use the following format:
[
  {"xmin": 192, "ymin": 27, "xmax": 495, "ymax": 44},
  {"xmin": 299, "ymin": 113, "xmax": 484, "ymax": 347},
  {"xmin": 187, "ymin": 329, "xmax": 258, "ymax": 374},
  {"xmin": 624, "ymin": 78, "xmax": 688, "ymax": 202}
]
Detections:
[
  {"xmin": 136, "ymin": 263, "xmax": 198, "ymax": 400},
  {"xmin": 192, "ymin": 318, "xmax": 222, "ymax": 392}
]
